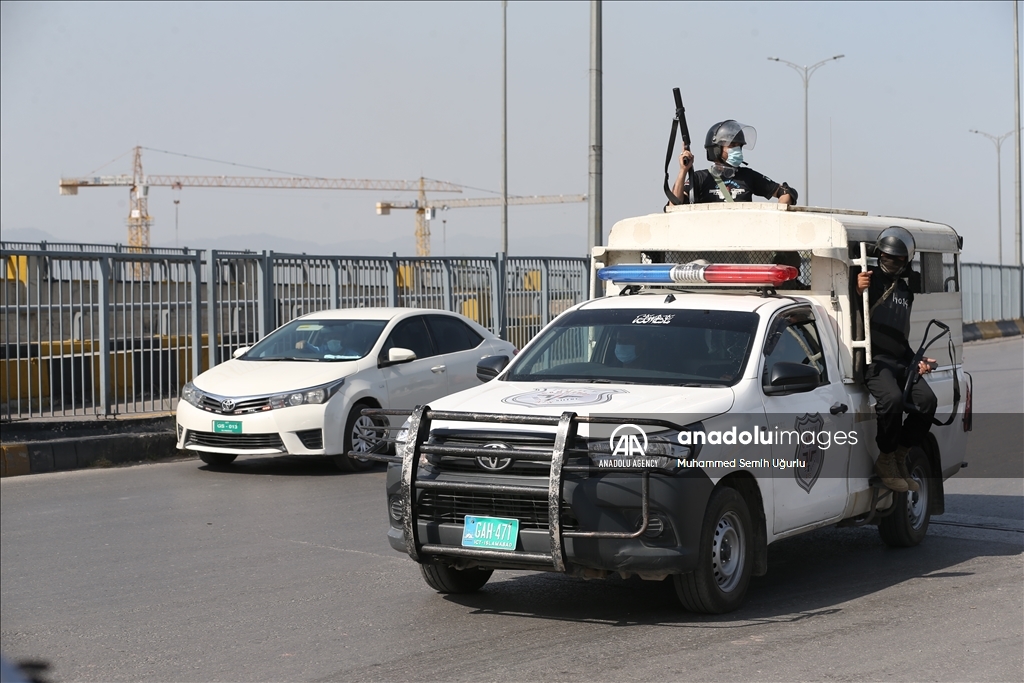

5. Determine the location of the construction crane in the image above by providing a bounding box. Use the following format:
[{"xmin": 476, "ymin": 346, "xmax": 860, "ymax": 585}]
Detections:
[
  {"xmin": 376, "ymin": 192, "xmax": 588, "ymax": 256},
  {"xmin": 58, "ymin": 146, "xmax": 462, "ymax": 251}
]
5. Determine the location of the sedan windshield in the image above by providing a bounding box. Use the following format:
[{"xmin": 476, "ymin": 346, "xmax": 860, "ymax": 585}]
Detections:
[
  {"xmin": 242, "ymin": 319, "xmax": 388, "ymax": 362},
  {"xmin": 506, "ymin": 308, "xmax": 759, "ymax": 386}
]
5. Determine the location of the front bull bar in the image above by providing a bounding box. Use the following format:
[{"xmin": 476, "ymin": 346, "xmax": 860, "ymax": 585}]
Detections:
[{"xmin": 358, "ymin": 406, "xmax": 690, "ymax": 573}]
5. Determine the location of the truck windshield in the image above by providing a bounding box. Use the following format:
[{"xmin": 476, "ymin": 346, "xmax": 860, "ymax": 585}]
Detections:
[
  {"xmin": 241, "ymin": 319, "xmax": 388, "ymax": 362},
  {"xmin": 506, "ymin": 308, "xmax": 759, "ymax": 386}
]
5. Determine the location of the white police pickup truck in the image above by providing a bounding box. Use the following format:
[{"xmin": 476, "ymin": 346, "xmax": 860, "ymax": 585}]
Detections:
[{"xmin": 368, "ymin": 203, "xmax": 972, "ymax": 614}]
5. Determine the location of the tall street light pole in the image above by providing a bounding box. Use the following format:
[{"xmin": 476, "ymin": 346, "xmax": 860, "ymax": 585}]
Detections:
[
  {"xmin": 970, "ymin": 128, "xmax": 1015, "ymax": 265},
  {"xmin": 767, "ymin": 55, "xmax": 844, "ymax": 207},
  {"xmin": 1014, "ymin": 0, "xmax": 1021, "ymax": 266},
  {"xmin": 589, "ymin": 0, "xmax": 603, "ymax": 256},
  {"xmin": 501, "ymin": 0, "xmax": 508, "ymax": 255}
]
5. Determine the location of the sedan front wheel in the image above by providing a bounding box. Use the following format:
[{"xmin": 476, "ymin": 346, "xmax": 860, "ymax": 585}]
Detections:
[{"xmin": 334, "ymin": 402, "xmax": 383, "ymax": 472}]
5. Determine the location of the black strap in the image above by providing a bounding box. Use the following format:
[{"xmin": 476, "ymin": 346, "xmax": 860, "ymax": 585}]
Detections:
[
  {"xmin": 902, "ymin": 319, "xmax": 961, "ymax": 426},
  {"xmin": 664, "ymin": 118, "xmax": 690, "ymax": 205}
]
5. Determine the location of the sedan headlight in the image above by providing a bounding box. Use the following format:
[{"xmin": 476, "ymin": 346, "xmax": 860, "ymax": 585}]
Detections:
[
  {"xmin": 268, "ymin": 379, "xmax": 344, "ymax": 409},
  {"xmin": 181, "ymin": 381, "xmax": 204, "ymax": 408}
]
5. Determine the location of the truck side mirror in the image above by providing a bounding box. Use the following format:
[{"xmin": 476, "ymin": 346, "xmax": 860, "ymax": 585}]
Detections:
[
  {"xmin": 763, "ymin": 361, "xmax": 820, "ymax": 396},
  {"xmin": 476, "ymin": 355, "xmax": 510, "ymax": 382}
]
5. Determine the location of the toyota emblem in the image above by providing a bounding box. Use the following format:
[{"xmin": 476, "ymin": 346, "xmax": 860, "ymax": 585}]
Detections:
[
  {"xmin": 477, "ymin": 443, "xmax": 513, "ymax": 472},
  {"xmin": 221, "ymin": 398, "xmax": 236, "ymax": 413}
]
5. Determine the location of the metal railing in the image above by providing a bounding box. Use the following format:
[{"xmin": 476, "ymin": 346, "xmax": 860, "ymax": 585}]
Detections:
[
  {"xmin": 2, "ymin": 245, "xmax": 588, "ymax": 421},
  {"xmin": 959, "ymin": 263, "xmax": 1024, "ymax": 324}
]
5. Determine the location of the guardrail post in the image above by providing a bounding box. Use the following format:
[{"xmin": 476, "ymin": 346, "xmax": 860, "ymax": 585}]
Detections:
[
  {"xmin": 97, "ymin": 257, "xmax": 112, "ymax": 415},
  {"xmin": 541, "ymin": 259, "xmax": 551, "ymax": 326},
  {"xmin": 256, "ymin": 252, "xmax": 272, "ymax": 338},
  {"xmin": 329, "ymin": 258, "xmax": 340, "ymax": 309},
  {"xmin": 191, "ymin": 253, "xmax": 202, "ymax": 379},
  {"xmin": 493, "ymin": 253, "xmax": 507, "ymax": 339},
  {"xmin": 388, "ymin": 253, "xmax": 399, "ymax": 308},
  {"xmin": 442, "ymin": 258, "xmax": 453, "ymax": 313},
  {"xmin": 207, "ymin": 251, "xmax": 219, "ymax": 369}
]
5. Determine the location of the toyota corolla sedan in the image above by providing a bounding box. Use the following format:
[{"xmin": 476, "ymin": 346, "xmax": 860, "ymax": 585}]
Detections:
[{"xmin": 176, "ymin": 308, "xmax": 516, "ymax": 471}]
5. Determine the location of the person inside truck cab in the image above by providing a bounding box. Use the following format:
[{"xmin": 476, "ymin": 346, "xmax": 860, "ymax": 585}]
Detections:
[
  {"xmin": 671, "ymin": 120, "xmax": 798, "ymax": 205},
  {"xmin": 609, "ymin": 326, "xmax": 648, "ymax": 368},
  {"xmin": 856, "ymin": 227, "xmax": 937, "ymax": 493}
]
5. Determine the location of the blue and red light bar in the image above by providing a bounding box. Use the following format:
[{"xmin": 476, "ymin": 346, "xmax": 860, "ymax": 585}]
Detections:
[{"xmin": 597, "ymin": 263, "xmax": 798, "ymax": 287}]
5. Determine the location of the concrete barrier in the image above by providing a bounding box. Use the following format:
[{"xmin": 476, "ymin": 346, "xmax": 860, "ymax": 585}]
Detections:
[
  {"xmin": 0, "ymin": 414, "xmax": 183, "ymax": 478},
  {"xmin": 962, "ymin": 319, "xmax": 1024, "ymax": 342}
]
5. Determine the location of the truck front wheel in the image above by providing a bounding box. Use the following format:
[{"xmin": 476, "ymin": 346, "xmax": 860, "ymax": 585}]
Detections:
[
  {"xmin": 674, "ymin": 486, "xmax": 753, "ymax": 614},
  {"xmin": 879, "ymin": 447, "xmax": 932, "ymax": 547},
  {"xmin": 420, "ymin": 562, "xmax": 493, "ymax": 593}
]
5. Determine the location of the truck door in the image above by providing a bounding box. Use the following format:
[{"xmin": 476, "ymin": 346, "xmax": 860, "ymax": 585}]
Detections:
[{"xmin": 760, "ymin": 307, "xmax": 852, "ymax": 534}]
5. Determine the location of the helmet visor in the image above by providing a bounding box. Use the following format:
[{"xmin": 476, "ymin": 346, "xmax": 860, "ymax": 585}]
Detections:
[{"xmin": 713, "ymin": 121, "xmax": 757, "ymax": 150}]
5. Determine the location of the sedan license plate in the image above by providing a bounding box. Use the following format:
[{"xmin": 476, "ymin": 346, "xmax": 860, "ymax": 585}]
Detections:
[
  {"xmin": 213, "ymin": 420, "xmax": 242, "ymax": 434},
  {"xmin": 462, "ymin": 515, "xmax": 519, "ymax": 551}
]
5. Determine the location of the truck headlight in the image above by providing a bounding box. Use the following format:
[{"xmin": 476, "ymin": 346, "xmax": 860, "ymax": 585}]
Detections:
[{"xmin": 587, "ymin": 430, "xmax": 694, "ymax": 473}]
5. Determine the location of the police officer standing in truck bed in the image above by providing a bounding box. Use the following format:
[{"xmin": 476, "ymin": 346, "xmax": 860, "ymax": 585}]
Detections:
[{"xmin": 671, "ymin": 120, "xmax": 798, "ymax": 205}]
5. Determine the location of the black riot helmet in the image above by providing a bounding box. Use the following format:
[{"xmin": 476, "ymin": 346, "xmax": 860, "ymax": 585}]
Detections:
[
  {"xmin": 704, "ymin": 120, "xmax": 757, "ymax": 162},
  {"xmin": 875, "ymin": 226, "xmax": 916, "ymax": 274}
]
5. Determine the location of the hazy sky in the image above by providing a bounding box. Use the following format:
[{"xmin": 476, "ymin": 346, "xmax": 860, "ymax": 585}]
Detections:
[{"xmin": 1, "ymin": 1, "xmax": 1021, "ymax": 262}]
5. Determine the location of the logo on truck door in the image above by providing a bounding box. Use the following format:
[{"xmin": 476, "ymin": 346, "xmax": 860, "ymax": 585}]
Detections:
[{"xmin": 793, "ymin": 413, "xmax": 825, "ymax": 493}]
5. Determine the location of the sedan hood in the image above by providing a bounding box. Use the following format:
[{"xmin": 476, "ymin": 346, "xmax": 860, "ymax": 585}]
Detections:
[
  {"xmin": 193, "ymin": 358, "xmax": 356, "ymax": 397},
  {"xmin": 428, "ymin": 380, "xmax": 735, "ymax": 430}
]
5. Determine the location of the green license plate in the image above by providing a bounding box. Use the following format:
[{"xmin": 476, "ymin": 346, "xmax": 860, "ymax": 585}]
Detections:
[
  {"xmin": 462, "ymin": 515, "xmax": 519, "ymax": 551},
  {"xmin": 213, "ymin": 420, "xmax": 242, "ymax": 434}
]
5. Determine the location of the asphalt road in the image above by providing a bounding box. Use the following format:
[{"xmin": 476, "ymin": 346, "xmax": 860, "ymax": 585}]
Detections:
[{"xmin": 2, "ymin": 337, "xmax": 1021, "ymax": 683}]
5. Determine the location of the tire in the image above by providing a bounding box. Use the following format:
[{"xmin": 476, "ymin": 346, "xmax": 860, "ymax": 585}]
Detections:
[
  {"xmin": 198, "ymin": 453, "xmax": 237, "ymax": 468},
  {"xmin": 420, "ymin": 562, "xmax": 493, "ymax": 594},
  {"xmin": 334, "ymin": 402, "xmax": 384, "ymax": 472},
  {"xmin": 879, "ymin": 447, "xmax": 932, "ymax": 547},
  {"xmin": 674, "ymin": 487, "xmax": 753, "ymax": 614}
]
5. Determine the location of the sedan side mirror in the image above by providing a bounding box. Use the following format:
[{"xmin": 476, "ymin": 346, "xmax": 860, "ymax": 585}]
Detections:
[
  {"xmin": 232, "ymin": 346, "xmax": 251, "ymax": 359},
  {"xmin": 380, "ymin": 347, "xmax": 417, "ymax": 367},
  {"xmin": 763, "ymin": 361, "xmax": 820, "ymax": 396},
  {"xmin": 476, "ymin": 355, "xmax": 510, "ymax": 382}
]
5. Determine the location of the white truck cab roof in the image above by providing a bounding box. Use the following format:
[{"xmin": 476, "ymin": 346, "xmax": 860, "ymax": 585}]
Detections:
[{"xmin": 592, "ymin": 203, "xmax": 964, "ymax": 383}]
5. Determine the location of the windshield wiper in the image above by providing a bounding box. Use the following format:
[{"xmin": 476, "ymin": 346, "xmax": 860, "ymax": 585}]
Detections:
[{"xmin": 258, "ymin": 356, "xmax": 321, "ymax": 362}]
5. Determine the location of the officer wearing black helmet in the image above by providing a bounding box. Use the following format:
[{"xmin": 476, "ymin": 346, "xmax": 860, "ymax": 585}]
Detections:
[
  {"xmin": 671, "ymin": 120, "xmax": 798, "ymax": 205},
  {"xmin": 856, "ymin": 227, "xmax": 937, "ymax": 492}
]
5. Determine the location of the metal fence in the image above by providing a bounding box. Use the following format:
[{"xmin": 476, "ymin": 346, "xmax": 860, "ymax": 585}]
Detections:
[
  {"xmin": 959, "ymin": 263, "xmax": 1024, "ymax": 324},
  {"xmin": 1, "ymin": 244, "xmax": 588, "ymax": 421}
]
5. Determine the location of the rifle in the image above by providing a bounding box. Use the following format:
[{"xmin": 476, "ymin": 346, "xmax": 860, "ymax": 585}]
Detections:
[{"xmin": 663, "ymin": 88, "xmax": 695, "ymax": 205}]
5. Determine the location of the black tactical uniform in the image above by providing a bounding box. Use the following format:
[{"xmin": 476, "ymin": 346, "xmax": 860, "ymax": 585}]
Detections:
[
  {"xmin": 863, "ymin": 265, "xmax": 937, "ymax": 454},
  {"xmin": 689, "ymin": 168, "xmax": 782, "ymax": 203}
]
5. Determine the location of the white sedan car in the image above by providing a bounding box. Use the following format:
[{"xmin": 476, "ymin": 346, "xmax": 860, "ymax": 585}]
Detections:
[{"xmin": 176, "ymin": 307, "xmax": 516, "ymax": 471}]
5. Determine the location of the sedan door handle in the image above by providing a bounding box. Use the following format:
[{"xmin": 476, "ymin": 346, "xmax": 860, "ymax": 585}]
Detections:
[
  {"xmin": 431, "ymin": 365, "xmax": 446, "ymax": 373},
  {"xmin": 830, "ymin": 402, "xmax": 848, "ymax": 415}
]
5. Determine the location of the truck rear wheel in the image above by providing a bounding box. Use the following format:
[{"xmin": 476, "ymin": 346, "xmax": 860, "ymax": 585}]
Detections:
[
  {"xmin": 420, "ymin": 562, "xmax": 493, "ymax": 593},
  {"xmin": 879, "ymin": 447, "xmax": 932, "ymax": 547},
  {"xmin": 674, "ymin": 486, "xmax": 753, "ymax": 614}
]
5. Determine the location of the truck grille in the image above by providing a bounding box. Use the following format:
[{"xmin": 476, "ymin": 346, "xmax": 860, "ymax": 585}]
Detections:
[
  {"xmin": 417, "ymin": 490, "xmax": 579, "ymax": 531},
  {"xmin": 428, "ymin": 429, "xmax": 581, "ymax": 475},
  {"xmin": 187, "ymin": 431, "xmax": 285, "ymax": 451}
]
